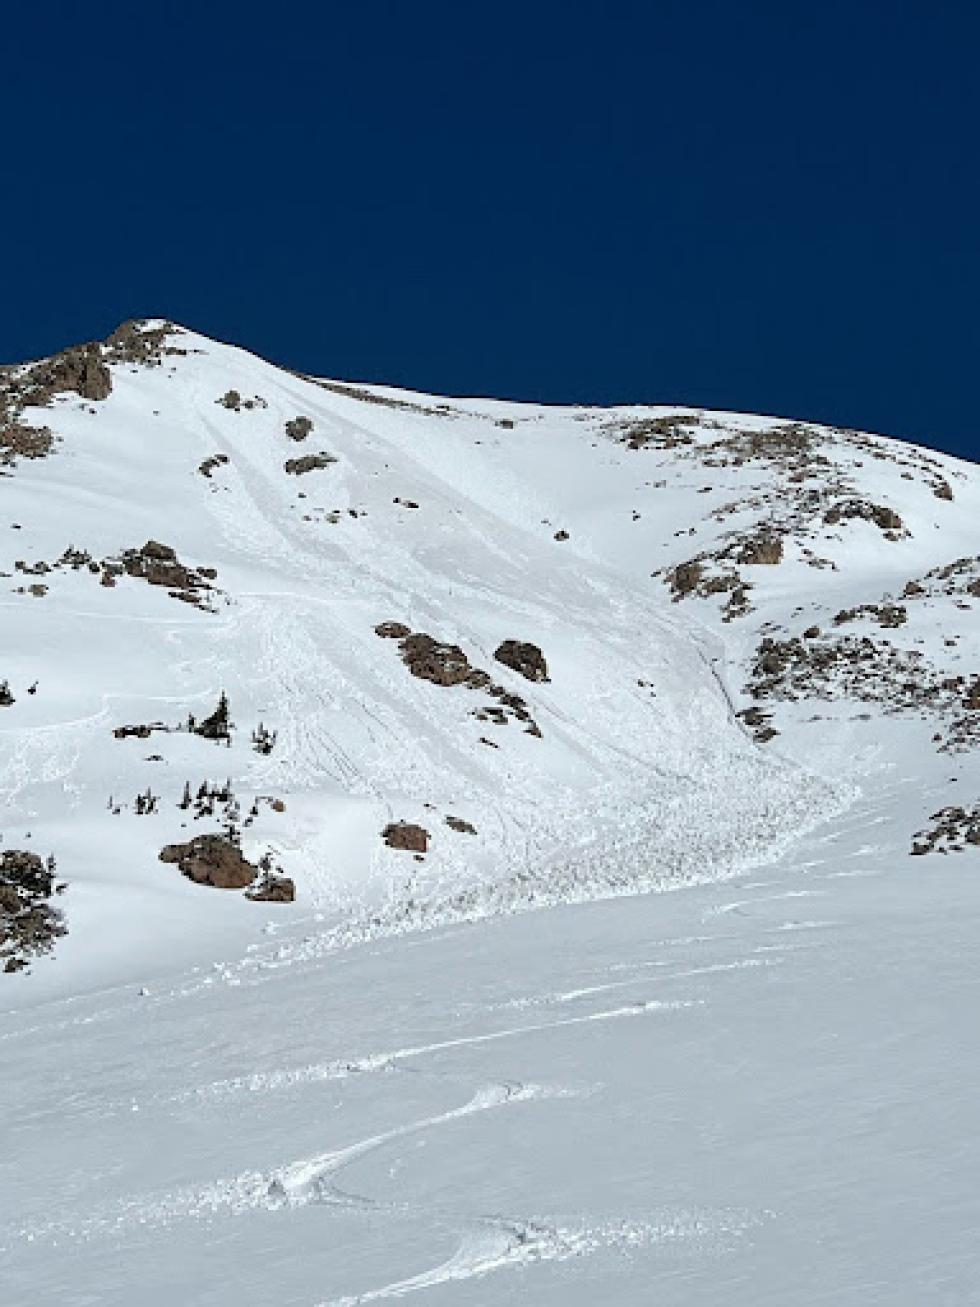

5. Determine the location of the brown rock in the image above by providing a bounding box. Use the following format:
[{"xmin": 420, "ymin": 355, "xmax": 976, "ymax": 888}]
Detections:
[
  {"xmin": 399, "ymin": 633, "xmax": 473, "ymax": 687},
  {"xmin": 668, "ymin": 560, "xmax": 704, "ymax": 596},
  {"xmin": 375, "ymin": 621, "xmax": 412, "ymax": 639},
  {"xmin": 246, "ymin": 873, "xmax": 295, "ymax": 902},
  {"xmin": 159, "ymin": 835, "xmax": 257, "ymax": 890},
  {"xmin": 445, "ymin": 815, "xmax": 477, "ymax": 835},
  {"xmin": 382, "ymin": 822, "xmax": 429, "ymax": 853},
  {"xmin": 735, "ymin": 532, "xmax": 783, "ymax": 566},
  {"xmin": 285, "ymin": 452, "xmax": 336, "ymax": 475},
  {"xmin": 285, "ymin": 416, "xmax": 314, "ymax": 441},
  {"xmin": 494, "ymin": 639, "xmax": 550, "ymax": 683}
]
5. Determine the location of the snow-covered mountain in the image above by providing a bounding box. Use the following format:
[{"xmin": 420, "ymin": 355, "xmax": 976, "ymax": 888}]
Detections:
[{"xmin": 3, "ymin": 321, "xmax": 979, "ymax": 1304}]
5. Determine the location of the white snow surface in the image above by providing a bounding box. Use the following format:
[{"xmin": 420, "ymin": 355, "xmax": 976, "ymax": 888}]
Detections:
[{"xmin": 2, "ymin": 323, "xmax": 979, "ymax": 1303}]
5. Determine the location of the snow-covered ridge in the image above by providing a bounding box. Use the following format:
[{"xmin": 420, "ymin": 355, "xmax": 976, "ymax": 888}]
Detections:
[{"xmin": 2, "ymin": 320, "xmax": 978, "ymax": 997}]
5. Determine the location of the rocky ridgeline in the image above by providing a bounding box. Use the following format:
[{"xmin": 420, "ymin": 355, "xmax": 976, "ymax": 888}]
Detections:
[
  {"xmin": 1, "ymin": 320, "xmax": 184, "ymax": 470},
  {"xmin": 630, "ymin": 411, "xmax": 961, "ymax": 623}
]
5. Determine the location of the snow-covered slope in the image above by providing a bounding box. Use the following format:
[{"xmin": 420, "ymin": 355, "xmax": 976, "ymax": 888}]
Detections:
[{"xmin": 3, "ymin": 322, "xmax": 979, "ymax": 1304}]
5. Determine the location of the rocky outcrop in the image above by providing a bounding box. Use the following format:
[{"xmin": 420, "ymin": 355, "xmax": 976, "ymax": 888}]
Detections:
[
  {"xmin": 494, "ymin": 640, "xmax": 550, "ymax": 683},
  {"xmin": 382, "ymin": 822, "xmax": 429, "ymax": 853},
  {"xmin": 246, "ymin": 873, "xmax": 296, "ymax": 902},
  {"xmin": 285, "ymin": 416, "xmax": 314, "ymax": 441},
  {"xmin": 1, "ymin": 422, "xmax": 55, "ymax": 466},
  {"xmin": 376, "ymin": 624, "xmax": 544, "ymax": 736},
  {"xmin": 285, "ymin": 452, "xmax": 336, "ymax": 475},
  {"xmin": 398, "ymin": 633, "xmax": 477, "ymax": 687},
  {"xmin": 734, "ymin": 531, "xmax": 784, "ymax": 566},
  {"xmin": 159, "ymin": 835, "xmax": 257, "ymax": 889},
  {"xmin": 199, "ymin": 453, "xmax": 229, "ymax": 478},
  {"xmin": 445, "ymin": 815, "xmax": 477, "ymax": 835},
  {"xmin": 118, "ymin": 540, "xmax": 218, "ymax": 607},
  {"xmin": 1, "ymin": 850, "xmax": 66, "ymax": 973},
  {"xmin": 824, "ymin": 498, "xmax": 905, "ymax": 535},
  {"xmin": 911, "ymin": 805, "xmax": 980, "ymax": 855},
  {"xmin": 104, "ymin": 319, "xmax": 181, "ymax": 366},
  {"xmin": 375, "ymin": 621, "xmax": 411, "ymax": 639},
  {"xmin": 668, "ymin": 560, "xmax": 704, "ymax": 596},
  {"xmin": 22, "ymin": 342, "xmax": 112, "ymax": 404}
]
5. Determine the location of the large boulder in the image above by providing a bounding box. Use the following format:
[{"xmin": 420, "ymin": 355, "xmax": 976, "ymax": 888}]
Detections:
[
  {"xmin": 285, "ymin": 416, "xmax": 314, "ymax": 441},
  {"xmin": 494, "ymin": 640, "xmax": 550, "ymax": 683},
  {"xmin": 159, "ymin": 835, "xmax": 257, "ymax": 890},
  {"xmin": 382, "ymin": 822, "xmax": 429, "ymax": 853},
  {"xmin": 399, "ymin": 633, "xmax": 474, "ymax": 687}
]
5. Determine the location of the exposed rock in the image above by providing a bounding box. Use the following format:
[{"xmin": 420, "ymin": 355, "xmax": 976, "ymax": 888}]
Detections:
[
  {"xmin": 159, "ymin": 835, "xmax": 257, "ymax": 889},
  {"xmin": 910, "ymin": 804, "xmax": 980, "ymax": 856},
  {"xmin": 668, "ymin": 560, "xmax": 704, "ymax": 597},
  {"xmin": 246, "ymin": 873, "xmax": 295, "ymax": 903},
  {"xmin": 399, "ymin": 632, "xmax": 475, "ymax": 687},
  {"xmin": 117, "ymin": 540, "xmax": 217, "ymax": 607},
  {"xmin": 199, "ymin": 453, "xmax": 229, "ymax": 478},
  {"xmin": 933, "ymin": 480, "xmax": 954, "ymax": 501},
  {"xmin": 285, "ymin": 452, "xmax": 336, "ymax": 475},
  {"xmin": 554, "ymin": 529, "xmax": 569, "ymax": 542},
  {"xmin": 113, "ymin": 723, "xmax": 161, "ymax": 739},
  {"xmin": 734, "ymin": 531, "xmax": 784, "ymax": 566},
  {"xmin": 104, "ymin": 319, "xmax": 181, "ymax": 366},
  {"xmin": 824, "ymin": 498, "xmax": 904, "ymax": 534},
  {"xmin": 382, "ymin": 822, "xmax": 429, "ymax": 853},
  {"xmin": 612, "ymin": 415, "xmax": 697, "ymax": 451},
  {"xmin": 285, "ymin": 416, "xmax": 314, "ymax": 441},
  {"xmin": 445, "ymin": 815, "xmax": 477, "ymax": 835},
  {"xmin": 494, "ymin": 640, "xmax": 550, "ymax": 683},
  {"xmin": 0, "ymin": 679, "xmax": 14, "ymax": 707},
  {"xmin": 22, "ymin": 342, "xmax": 112, "ymax": 404},
  {"xmin": 142, "ymin": 539, "xmax": 177, "ymax": 562},
  {"xmin": 1, "ymin": 850, "xmax": 66, "ymax": 973},
  {"xmin": 380, "ymin": 626, "xmax": 544, "ymax": 736},
  {"xmin": 217, "ymin": 390, "xmax": 242, "ymax": 411},
  {"xmin": 1, "ymin": 423, "xmax": 55, "ymax": 466},
  {"xmin": 833, "ymin": 603, "xmax": 907, "ymax": 629}
]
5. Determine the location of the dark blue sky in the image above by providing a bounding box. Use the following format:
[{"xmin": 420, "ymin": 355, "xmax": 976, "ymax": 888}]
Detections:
[{"xmin": 3, "ymin": 1, "xmax": 978, "ymax": 460}]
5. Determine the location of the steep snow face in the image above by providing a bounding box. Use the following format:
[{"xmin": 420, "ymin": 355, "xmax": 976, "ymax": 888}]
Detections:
[
  {"xmin": 1, "ymin": 321, "xmax": 978, "ymax": 994},
  {"xmin": 4, "ymin": 322, "xmax": 980, "ymax": 1306}
]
